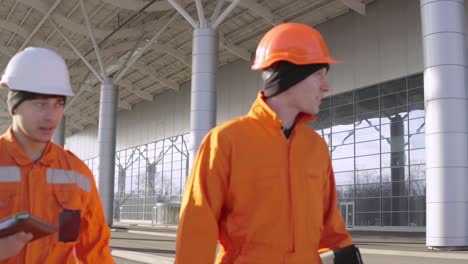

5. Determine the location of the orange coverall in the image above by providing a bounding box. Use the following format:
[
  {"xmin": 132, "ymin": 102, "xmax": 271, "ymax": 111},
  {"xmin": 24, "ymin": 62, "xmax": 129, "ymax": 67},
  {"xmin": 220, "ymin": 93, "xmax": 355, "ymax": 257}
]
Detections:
[
  {"xmin": 176, "ymin": 92, "xmax": 352, "ymax": 263},
  {"xmin": 0, "ymin": 128, "xmax": 114, "ymax": 263}
]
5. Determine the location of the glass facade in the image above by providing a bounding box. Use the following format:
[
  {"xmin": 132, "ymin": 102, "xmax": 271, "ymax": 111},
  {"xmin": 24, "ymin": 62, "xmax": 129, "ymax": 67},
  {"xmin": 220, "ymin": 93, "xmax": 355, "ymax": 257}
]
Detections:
[
  {"xmin": 84, "ymin": 133, "xmax": 190, "ymax": 223},
  {"xmin": 310, "ymin": 73, "xmax": 426, "ymax": 227},
  {"xmin": 83, "ymin": 73, "xmax": 425, "ymax": 227}
]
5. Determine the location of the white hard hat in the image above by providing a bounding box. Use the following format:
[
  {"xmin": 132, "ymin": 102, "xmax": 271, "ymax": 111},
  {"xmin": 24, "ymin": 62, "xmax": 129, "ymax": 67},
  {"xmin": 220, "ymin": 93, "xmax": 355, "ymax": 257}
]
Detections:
[{"xmin": 0, "ymin": 47, "xmax": 74, "ymax": 96}]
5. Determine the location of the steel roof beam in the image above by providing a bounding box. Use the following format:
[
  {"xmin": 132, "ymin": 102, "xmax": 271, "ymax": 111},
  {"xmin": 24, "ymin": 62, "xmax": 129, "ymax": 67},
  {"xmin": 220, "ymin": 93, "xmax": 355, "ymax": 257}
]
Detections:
[
  {"xmin": 341, "ymin": 0, "xmax": 366, "ymax": 15},
  {"xmin": 195, "ymin": 0, "xmax": 206, "ymax": 27},
  {"xmin": 167, "ymin": 0, "xmax": 197, "ymax": 28},
  {"xmin": 79, "ymin": 0, "xmax": 107, "ymax": 77},
  {"xmin": 211, "ymin": 0, "xmax": 225, "ymax": 22},
  {"xmin": 118, "ymin": 80, "xmax": 153, "ymax": 102},
  {"xmin": 114, "ymin": 12, "xmax": 179, "ymax": 83},
  {"xmin": 19, "ymin": 0, "xmax": 63, "ymax": 51},
  {"xmin": 51, "ymin": 19, "xmax": 104, "ymax": 82},
  {"xmin": 17, "ymin": 0, "xmax": 156, "ymax": 40},
  {"xmin": 219, "ymin": 32, "xmax": 250, "ymax": 61},
  {"xmin": 213, "ymin": 0, "xmax": 240, "ymax": 28},
  {"xmin": 132, "ymin": 62, "xmax": 179, "ymax": 91},
  {"xmin": 229, "ymin": 0, "xmax": 277, "ymax": 25}
]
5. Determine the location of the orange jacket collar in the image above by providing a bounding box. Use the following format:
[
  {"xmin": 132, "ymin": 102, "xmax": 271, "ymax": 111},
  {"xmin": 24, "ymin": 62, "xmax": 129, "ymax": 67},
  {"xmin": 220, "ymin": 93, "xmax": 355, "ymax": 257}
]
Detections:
[
  {"xmin": 4, "ymin": 127, "xmax": 55, "ymax": 166},
  {"xmin": 247, "ymin": 91, "xmax": 316, "ymax": 129}
]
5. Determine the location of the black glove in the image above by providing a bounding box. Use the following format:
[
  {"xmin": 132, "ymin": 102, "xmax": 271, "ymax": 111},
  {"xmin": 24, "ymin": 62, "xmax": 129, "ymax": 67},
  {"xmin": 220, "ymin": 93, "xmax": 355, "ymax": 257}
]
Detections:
[{"xmin": 320, "ymin": 245, "xmax": 364, "ymax": 264}]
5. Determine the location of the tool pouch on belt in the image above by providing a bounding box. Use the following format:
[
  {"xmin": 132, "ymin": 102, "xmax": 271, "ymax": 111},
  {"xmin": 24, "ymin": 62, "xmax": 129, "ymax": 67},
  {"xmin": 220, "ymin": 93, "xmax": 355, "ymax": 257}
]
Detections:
[
  {"xmin": 59, "ymin": 209, "xmax": 81, "ymax": 242},
  {"xmin": 320, "ymin": 245, "xmax": 364, "ymax": 264}
]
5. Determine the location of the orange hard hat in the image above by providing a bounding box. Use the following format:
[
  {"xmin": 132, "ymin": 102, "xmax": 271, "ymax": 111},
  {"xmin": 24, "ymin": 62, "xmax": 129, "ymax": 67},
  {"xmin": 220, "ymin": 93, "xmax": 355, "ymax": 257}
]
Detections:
[{"xmin": 251, "ymin": 23, "xmax": 339, "ymax": 70}]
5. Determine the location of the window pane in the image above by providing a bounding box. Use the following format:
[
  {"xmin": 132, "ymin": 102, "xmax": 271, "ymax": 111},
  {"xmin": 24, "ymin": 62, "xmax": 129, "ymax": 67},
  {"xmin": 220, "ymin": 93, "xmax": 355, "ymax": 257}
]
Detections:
[
  {"xmin": 311, "ymin": 122, "xmax": 332, "ymax": 132},
  {"xmin": 333, "ymin": 158, "xmax": 354, "ymax": 172},
  {"xmin": 382, "ymin": 166, "xmax": 409, "ymax": 182},
  {"xmin": 409, "ymin": 102, "xmax": 424, "ymax": 119},
  {"xmin": 320, "ymin": 96, "xmax": 331, "ymax": 110},
  {"xmin": 356, "ymin": 155, "xmax": 380, "ymax": 170},
  {"xmin": 336, "ymin": 185, "xmax": 355, "ymax": 199},
  {"xmin": 332, "ymin": 131, "xmax": 354, "ymax": 146},
  {"xmin": 381, "ymin": 106, "xmax": 408, "ymax": 124},
  {"xmin": 380, "ymin": 77, "xmax": 406, "ymax": 95},
  {"xmin": 408, "ymin": 73, "xmax": 423, "ymax": 89},
  {"xmin": 409, "ymin": 133, "xmax": 425, "ymax": 149},
  {"xmin": 409, "ymin": 118, "xmax": 425, "ymax": 134},
  {"xmin": 355, "ymin": 212, "xmax": 381, "ymax": 226},
  {"xmin": 332, "ymin": 116, "xmax": 354, "ymax": 132},
  {"xmin": 410, "ymin": 196, "xmax": 426, "ymax": 211},
  {"xmin": 382, "ymin": 182, "xmax": 408, "ymax": 197},
  {"xmin": 316, "ymin": 109, "xmax": 331, "ymax": 123},
  {"xmin": 332, "ymin": 144, "xmax": 354, "ymax": 159},
  {"xmin": 356, "ymin": 183, "xmax": 380, "ymax": 198},
  {"xmin": 356, "ymin": 126, "xmax": 380, "ymax": 142},
  {"xmin": 410, "ymin": 180, "xmax": 426, "ymax": 196},
  {"xmin": 355, "ymin": 98, "xmax": 379, "ymax": 115},
  {"xmin": 332, "ymin": 104, "xmax": 354, "ymax": 120},
  {"xmin": 410, "ymin": 212, "xmax": 425, "ymax": 226},
  {"xmin": 356, "ymin": 198, "xmax": 380, "ymax": 212},
  {"xmin": 355, "ymin": 114, "xmax": 380, "ymax": 129},
  {"xmin": 382, "ymin": 212, "xmax": 409, "ymax": 226},
  {"xmin": 381, "ymin": 91, "xmax": 407, "ymax": 110},
  {"xmin": 408, "ymin": 87, "xmax": 424, "ymax": 104},
  {"xmin": 355, "ymin": 85, "xmax": 379, "ymax": 101},
  {"xmin": 382, "ymin": 196, "xmax": 409, "ymax": 212},
  {"xmin": 356, "ymin": 140, "xmax": 380, "ymax": 156},
  {"xmin": 356, "ymin": 168, "xmax": 380, "ymax": 184},
  {"xmin": 410, "ymin": 148, "xmax": 426, "ymax": 165},
  {"xmin": 331, "ymin": 91, "xmax": 353, "ymax": 106},
  {"xmin": 380, "ymin": 136, "xmax": 407, "ymax": 155},
  {"xmin": 410, "ymin": 165, "xmax": 426, "ymax": 180},
  {"xmin": 334, "ymin": 171, "xmax": 354, "ymax": 185}
]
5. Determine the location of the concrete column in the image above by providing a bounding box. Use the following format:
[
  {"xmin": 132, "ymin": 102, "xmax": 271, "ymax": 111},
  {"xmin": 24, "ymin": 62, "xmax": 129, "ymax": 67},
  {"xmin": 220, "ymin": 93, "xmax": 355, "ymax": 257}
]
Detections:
[
  {"xmin": 421, "ymin": 0, "xmax": 468, "ymax": 248},
  {"xmin": 97, "ymin": 78, "xmax": 118, "ymax": 226},
  {"xmin": 189, "ymin": 27, "xmax": 218, "ymax": 167},
  {"xmin": 52, "ymin": 116, "xmax": 66, "ymax": 146}
]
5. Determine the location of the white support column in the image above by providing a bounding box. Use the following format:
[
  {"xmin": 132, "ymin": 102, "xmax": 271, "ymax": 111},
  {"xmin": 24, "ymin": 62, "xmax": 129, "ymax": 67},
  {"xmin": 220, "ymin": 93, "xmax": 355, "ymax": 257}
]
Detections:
[
  {"xmin": 97, "ymin": 79, "xmax": 118, "ymax": 226},
  {"xmin": 168, "ymin": 0, "xmax": 239, "ymax": 169},
  {"xmin": 52, "ymin": 116, "xmax": 66, "ymax": 147},
  {"xmin": 190, "ymin": 27, "xmax": 218, "ymax": 167},
  {"xmin": 421, "ymin": 0, "xmax": 468, "ymax": 249}
]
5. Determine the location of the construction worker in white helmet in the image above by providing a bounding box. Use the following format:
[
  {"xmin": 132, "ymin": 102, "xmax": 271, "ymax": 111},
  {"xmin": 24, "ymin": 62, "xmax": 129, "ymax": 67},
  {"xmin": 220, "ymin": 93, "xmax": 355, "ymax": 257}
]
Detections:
[{"xmin": 0, "ymin": 47, "xmax": 114, "ymax": 263}]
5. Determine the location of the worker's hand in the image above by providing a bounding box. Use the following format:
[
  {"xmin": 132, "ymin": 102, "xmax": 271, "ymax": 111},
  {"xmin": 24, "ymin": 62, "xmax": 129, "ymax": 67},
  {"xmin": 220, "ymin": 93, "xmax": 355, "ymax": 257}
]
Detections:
[{"xmin": 0, "ymin": 232, "xmax": 33, "ymax": 260}]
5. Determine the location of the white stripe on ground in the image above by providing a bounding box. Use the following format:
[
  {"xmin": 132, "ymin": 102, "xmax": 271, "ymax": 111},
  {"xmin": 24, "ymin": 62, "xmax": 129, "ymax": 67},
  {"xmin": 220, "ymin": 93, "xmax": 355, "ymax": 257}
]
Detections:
[
  {"xmin": 127, "ymin": 230, "xmax": 177, "ymax": 238},
  {"xmin": 360, "ymin": 248, "xmax": 468, "ymax": 260},
  {"xmin": 112, "ymin": 250, "xmax": 174, "ymax": 264}
]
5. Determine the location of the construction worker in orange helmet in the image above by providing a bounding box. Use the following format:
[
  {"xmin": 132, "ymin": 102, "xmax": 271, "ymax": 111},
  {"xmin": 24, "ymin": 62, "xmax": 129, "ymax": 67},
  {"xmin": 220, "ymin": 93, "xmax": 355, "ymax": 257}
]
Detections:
[
  {"xmin": 175, "ymin": 23, "xmax": 363, "ymax": 263},
  {"xmin": 0, "ymin": 47, "xmax": 114, "ymax": 263}
]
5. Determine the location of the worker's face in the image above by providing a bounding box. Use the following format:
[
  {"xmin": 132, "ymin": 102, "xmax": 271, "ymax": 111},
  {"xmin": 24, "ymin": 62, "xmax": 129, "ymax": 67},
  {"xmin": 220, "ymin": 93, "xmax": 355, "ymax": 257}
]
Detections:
[
  {"xmin": 290, "ymin": 68, "xmax": 331, "ymax": 115},
  {"xmin": 13, "ymin": 97, "xmax": 65, "ymax": 143}
]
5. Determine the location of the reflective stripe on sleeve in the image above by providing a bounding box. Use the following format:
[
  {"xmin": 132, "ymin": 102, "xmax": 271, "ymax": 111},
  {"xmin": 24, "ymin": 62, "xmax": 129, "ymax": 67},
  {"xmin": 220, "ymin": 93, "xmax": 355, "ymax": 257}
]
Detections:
[{"xmin": 0, "ymin": 166, "xmax": 21, "ymax": 182}]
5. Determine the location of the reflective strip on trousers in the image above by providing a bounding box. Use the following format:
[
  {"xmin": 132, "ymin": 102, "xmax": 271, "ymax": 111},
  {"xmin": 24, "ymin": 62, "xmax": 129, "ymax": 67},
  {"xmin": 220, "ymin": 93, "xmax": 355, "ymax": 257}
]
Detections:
[
  {"xmin": 0, "ymin": 166, "xmax": 21, "ymax": 182},
  {"xmin": 47, "ymin": 169, "xmax": 91, "ymax": 193}
]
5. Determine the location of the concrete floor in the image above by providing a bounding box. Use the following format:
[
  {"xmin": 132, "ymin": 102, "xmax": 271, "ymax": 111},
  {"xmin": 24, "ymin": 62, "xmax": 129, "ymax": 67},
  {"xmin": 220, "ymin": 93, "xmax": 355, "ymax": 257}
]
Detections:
[{"xmin": 110, "ymin": 227, "xmax": 468, "ymax": 264}]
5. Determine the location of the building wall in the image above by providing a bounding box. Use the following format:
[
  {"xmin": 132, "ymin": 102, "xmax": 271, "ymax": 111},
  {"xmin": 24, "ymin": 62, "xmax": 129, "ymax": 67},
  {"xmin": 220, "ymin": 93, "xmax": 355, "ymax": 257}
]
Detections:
[{"xmin": 67, "ymin": 0, "xmax": 429, "ymax": 159}]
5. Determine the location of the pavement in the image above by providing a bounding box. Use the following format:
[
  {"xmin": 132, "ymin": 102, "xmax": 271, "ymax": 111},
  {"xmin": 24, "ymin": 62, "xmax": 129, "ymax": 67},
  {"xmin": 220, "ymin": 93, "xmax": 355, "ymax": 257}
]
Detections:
[{"xmin": 110, "ymin": 223, "xmax": 468, "ymax": 264}]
